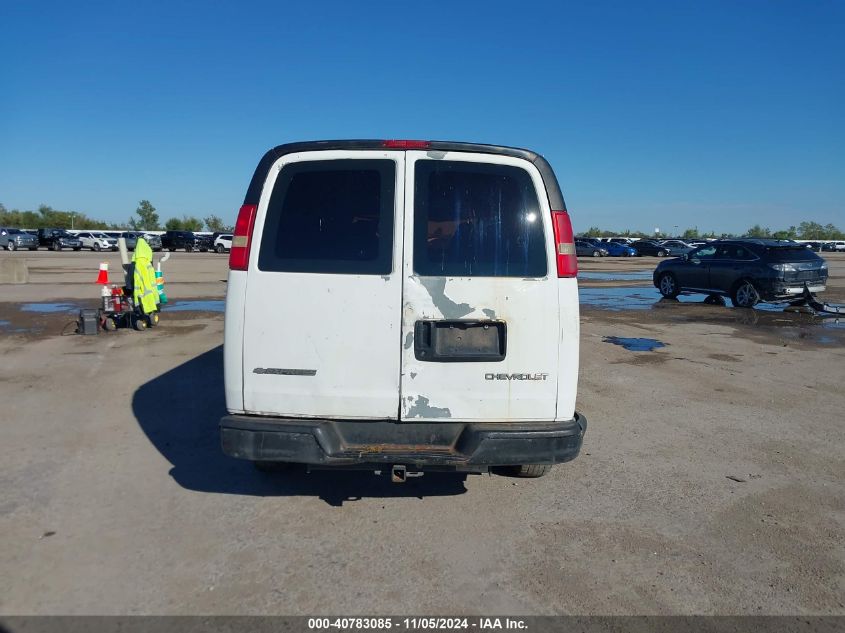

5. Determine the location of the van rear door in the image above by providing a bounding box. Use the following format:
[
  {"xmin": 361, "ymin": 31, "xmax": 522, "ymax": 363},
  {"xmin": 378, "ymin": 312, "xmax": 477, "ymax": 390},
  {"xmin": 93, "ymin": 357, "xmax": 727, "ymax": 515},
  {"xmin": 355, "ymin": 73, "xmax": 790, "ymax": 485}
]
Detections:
[
  {"xmin": 241, "ymin": 150, "xmax": 404, "ymax": 419},
  {"xmin": 400, "ymin": 151, "xmax": 560, "ymax": 422}
]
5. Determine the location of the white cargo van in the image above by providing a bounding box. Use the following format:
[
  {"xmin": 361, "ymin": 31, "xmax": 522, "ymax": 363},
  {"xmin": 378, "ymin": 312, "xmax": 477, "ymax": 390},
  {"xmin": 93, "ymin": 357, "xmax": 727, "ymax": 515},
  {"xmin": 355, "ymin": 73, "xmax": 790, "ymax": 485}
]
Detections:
[{"xmin": 221, "ymin": 140, "xmax": 586, "ymax": 480}]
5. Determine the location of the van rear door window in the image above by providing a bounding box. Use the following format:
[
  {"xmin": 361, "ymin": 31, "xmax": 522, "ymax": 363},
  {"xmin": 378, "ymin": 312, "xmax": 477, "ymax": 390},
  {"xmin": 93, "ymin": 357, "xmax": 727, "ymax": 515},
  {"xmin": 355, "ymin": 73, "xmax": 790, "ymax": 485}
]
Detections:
[
  {"xmin": 258, "ymin": 159, "xmax": 395, "ymax": 274},
  {"xmin": 413, "ymin": 161, "xmax": 547, "ymax": 277}
]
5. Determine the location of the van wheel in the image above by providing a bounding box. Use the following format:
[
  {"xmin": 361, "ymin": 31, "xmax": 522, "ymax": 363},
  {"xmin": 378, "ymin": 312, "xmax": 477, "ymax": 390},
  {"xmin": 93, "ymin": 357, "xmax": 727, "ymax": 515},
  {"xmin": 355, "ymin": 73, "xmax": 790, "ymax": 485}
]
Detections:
[
  {"xmin": 513, "ymin": 464, "xmax": 553, "ymax": 478},
  {"xmin": 731, "ymin": 280, "xmax": 760, "ymax": 308},
  {"xmin": 657, "ymin": 272, "xmax": 680, "ymax": 298},
  {"xmin": 253, "ymin": 460, "xmax": 292, "ymax": 472}
]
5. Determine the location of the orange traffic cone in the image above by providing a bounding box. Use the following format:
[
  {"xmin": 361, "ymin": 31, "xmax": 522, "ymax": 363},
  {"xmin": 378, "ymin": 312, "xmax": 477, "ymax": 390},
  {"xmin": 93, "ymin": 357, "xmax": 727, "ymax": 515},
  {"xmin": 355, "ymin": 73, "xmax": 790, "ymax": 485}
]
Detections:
[{"xmin": 95, "ymin": 262, "xmax": 109, "ymax": 285}]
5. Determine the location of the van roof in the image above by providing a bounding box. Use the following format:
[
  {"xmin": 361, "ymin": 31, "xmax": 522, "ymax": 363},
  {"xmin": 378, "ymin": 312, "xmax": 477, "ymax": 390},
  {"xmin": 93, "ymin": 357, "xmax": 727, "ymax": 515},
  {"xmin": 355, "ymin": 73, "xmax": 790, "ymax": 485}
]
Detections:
[{"xmin": 243, "ymin": 140, "xmax": 567, "ymax": 211}]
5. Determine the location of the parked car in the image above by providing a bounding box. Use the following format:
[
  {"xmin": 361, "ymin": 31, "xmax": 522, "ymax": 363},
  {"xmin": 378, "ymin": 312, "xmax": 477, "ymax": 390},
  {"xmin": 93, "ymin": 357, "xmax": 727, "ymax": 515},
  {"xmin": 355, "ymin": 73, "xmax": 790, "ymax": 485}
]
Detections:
[
  {"xmin": 37, "ymin": 229, "xmax": 83, "ymax": 251},
  {"xmin": 221, "ymin": 139, "xmax": 587, "ymax": 479},
  {"xmin": 653, "ymin": 239, "xmax": 828, "ymax": 307},
  {"xmin": 575, "ymin": 240, "xmax": 608, "ymax": 257},
  {"xmin": 214, "ymin": 233, "xmax": 233, "ymax": 254},
  {"xmin": 161, "ymin": 230, "xmax": 210, "ymax": 252},
  {"xmin": 601, "ymin": 241, "xmax": 637, "ymax": 257},
  {"xmin": 119, "ymin": 231, "xmax": 140, "ymax": 250},
  {"xmin": 0, "ymin": 227, "xmax": 39, "ymax": 251},
  {"xmin": 142, "ymin": 233, "xmax": 163, "ymax": 251},
  {"xmin": 659, "ymin": 240, "xmax": 695, "ymax": 257},
  {"xmin": 608, "ymin": 237, "xmax": 634, "ymax": 244},
  {"xmin": 821, "ymin": 241, "xmax": 845, "ymax": 252},
  {"xmin": 631, "ymin": 240, "xmax": 669, "ymax": 257},
  {"xmin": 76, "ymin": 231, "xmax": 118, "ymax": 251}
]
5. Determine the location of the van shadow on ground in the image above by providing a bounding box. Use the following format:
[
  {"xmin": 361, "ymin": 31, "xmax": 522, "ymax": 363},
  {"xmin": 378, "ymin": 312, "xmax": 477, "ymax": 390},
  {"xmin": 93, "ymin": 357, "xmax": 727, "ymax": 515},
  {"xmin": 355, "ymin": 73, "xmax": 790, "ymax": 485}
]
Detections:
[{"xmin": 132, "ymin": 345, "xmax": 468, "ymax": 506}]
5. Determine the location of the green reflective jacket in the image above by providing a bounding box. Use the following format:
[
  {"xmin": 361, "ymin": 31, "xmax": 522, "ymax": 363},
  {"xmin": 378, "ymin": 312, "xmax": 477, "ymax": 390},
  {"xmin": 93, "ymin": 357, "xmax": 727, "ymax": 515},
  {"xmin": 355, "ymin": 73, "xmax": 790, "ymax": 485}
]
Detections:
[{"xmin": 132, "ymin": 238, "xmax": 159, "ymax": 314}]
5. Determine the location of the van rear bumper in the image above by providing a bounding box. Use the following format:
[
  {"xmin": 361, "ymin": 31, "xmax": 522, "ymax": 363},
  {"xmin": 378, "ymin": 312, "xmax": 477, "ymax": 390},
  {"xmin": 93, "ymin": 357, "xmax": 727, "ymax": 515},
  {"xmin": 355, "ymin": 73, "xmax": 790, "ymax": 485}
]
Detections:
[{"xmin": 220, "ymin": 414, "xmax": 586, "ymax": 469}]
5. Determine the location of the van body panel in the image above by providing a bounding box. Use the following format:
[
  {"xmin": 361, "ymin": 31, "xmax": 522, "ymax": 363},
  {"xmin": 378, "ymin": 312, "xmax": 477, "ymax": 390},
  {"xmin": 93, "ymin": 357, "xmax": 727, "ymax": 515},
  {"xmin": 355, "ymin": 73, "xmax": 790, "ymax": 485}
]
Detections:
[
  {"xmin": 241, "ymin": 150, "xmax": 406, "ymax": 419},
  {"xmin": 399, "ymin": 151, "xmax": 561, "ymax": 422},
  {"xmin": 556, "ymin": 279, "xmax": 580, "ymax": 421},
  {"xmin": 224, "ymin": 270, "xmax": 248, "ymax": 413}
]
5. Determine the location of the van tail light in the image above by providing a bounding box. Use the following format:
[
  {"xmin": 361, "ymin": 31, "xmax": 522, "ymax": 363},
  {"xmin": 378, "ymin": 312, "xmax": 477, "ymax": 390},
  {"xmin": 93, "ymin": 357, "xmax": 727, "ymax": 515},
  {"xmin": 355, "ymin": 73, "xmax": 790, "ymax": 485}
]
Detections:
[
  {"xmin": 551, "ymin": 210, "xmax": 578, "ymax": 278},
  {"xmin": 229, "ymin": 204, "xmax": 258, "ymax": 271}
]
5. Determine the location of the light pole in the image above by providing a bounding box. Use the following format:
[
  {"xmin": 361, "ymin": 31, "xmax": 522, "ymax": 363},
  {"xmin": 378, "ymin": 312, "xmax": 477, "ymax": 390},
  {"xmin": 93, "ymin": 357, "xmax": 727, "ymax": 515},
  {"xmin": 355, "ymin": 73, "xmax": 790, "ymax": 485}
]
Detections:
[{"xmin": 70, "ymin": 212, "xmax": 75, "ymax": 230}]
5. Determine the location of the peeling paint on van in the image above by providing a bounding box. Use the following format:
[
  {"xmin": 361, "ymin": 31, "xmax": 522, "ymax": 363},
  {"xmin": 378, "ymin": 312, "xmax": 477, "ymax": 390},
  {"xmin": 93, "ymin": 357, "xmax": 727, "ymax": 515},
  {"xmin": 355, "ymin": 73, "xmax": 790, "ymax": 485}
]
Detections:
[
  {"xmin": 482, "ymin": 308, "xmax": 496, "ymax": 319},
  {"xmin": 419, "ymin": 278, "xmax": 474, "ymax": 319},
  {"xmin": 403, "ymin": 332, "xmax": 414, "ymax": 349},
  {"xmin": 405, "ymin": 395, "xmax": 452, "ymax": 419}
]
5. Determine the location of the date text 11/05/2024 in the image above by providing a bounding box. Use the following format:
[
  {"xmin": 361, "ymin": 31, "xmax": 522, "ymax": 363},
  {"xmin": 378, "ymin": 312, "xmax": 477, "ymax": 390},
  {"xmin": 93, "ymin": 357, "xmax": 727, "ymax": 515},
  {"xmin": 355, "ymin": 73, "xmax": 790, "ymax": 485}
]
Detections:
[{"xmin": 307, "ymin": 617, "xmax": 528, "ymax": 630}]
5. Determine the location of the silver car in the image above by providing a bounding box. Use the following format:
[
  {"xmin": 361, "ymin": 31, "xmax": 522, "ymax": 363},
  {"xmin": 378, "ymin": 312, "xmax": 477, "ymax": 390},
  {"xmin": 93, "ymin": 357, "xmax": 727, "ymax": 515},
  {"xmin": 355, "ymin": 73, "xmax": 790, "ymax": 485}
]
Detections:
[{"xmin": 0, "ymin": 227, "xmax": 39, "ymax": 251}]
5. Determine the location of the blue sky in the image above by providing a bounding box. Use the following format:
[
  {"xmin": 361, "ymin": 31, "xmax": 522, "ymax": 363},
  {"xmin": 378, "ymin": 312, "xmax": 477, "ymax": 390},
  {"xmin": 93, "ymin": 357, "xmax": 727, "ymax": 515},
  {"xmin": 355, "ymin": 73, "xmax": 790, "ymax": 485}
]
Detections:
[{"xmin": 1, "ymin": 0, "xmax": 842, "ymax": 233}]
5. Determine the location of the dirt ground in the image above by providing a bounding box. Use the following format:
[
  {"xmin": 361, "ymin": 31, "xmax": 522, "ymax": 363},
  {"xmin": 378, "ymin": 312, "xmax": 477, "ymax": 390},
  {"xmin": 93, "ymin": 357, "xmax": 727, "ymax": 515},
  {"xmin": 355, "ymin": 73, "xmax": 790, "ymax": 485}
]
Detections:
[{"xmin": 0, "ymin": 251, "xmax": 843, "ymax": 615}]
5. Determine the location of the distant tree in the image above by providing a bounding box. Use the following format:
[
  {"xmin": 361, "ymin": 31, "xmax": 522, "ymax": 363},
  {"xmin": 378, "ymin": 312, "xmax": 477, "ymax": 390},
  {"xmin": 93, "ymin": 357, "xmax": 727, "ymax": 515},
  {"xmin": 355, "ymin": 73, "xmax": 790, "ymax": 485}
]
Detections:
[
  {"xmin": 129, "ymin": 200, "xmax": 160, "ymax": 231},
  {"xmin": 771, "ymin": 226, "xmax": 797, "ymax": 240},
  {"xmin": 165, "ymin": 215, "xmax": 203, "ymax": 231},
  {"xmin": 164, "ymin": 217, "xmax": 183, "ymax": 231},
  {"xmin": 583, "ymin": 226, "xmax": 603, "ymax": 238},
  {"xmin": 823, "ymin": 223, "xmax": 844, "ymax": 239},
  {"xmin": 682, "ymin": 227, "xmax": 699, "ymax": 239},
  {"xmin": 181, "ymin": 216, "xmax": 204, "ymax": 231},
  {"xmin": 744, "ymin": 224, "xmax": 770, "ymax": 238},
  {"xmin": 203, "ymin": 214, "xmax": 231, "ymax": 232}
]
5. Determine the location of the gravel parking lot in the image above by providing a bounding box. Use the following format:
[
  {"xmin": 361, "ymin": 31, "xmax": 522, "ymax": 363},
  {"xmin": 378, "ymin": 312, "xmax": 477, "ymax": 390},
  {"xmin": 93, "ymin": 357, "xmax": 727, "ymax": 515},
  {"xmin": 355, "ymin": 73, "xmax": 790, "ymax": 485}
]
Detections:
[{"xmin": 1, "ymin": 251, "xmax": 843, "ymax": 615}]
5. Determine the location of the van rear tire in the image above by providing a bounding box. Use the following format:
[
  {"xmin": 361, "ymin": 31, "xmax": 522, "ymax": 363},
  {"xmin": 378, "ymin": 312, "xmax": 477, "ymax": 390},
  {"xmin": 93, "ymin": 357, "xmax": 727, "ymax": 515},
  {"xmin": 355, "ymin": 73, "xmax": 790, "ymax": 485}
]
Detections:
[
  {"xmin": 253, "ymin": 460, "xmax": 293, "ymax": 472},
  {"xmin": 500, "ymin": 464, "xmax": 553, "ymax": 478}
]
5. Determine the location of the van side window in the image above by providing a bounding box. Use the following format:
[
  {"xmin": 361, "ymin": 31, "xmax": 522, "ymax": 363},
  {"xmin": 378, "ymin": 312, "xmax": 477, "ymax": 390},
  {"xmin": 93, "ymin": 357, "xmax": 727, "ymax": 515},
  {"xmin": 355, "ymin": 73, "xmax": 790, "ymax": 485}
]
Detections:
[
  {"xmin": 413, "ymin": 161, "xmax": 547, "ymax": 277},
  {"xmin": 258, "ymin": 159, "xmax": 396, "ymax": 275}
]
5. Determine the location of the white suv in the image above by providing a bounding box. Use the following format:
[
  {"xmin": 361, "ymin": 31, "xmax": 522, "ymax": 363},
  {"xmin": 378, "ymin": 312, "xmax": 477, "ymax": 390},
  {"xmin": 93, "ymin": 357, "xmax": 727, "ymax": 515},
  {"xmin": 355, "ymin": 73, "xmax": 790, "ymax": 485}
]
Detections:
[
  {"xmin": 214, "ymin": 233, "xmax": 233, "ymax": 254},
  {"xmin": 76, "ymin": 231, "xmax": 118, "ymax": 251},
  {"xmin": 221, "ymin": 140, "xmax": 586, "ymax": 479}
]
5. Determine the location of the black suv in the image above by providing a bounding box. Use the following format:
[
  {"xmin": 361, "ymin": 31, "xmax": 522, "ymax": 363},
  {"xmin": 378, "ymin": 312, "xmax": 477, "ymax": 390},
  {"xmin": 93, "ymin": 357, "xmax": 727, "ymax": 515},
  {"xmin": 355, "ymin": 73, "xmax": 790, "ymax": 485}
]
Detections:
[
  {"xmin": 653, "ymin": 239, "xmax": 828, "ymax": 307},
  {"xmin": 37, "ymin": 228, "xmax": 83, "ymax": 251},
  {"xmin": 631, "ymin": 240, "xmax": 670, "ymax": 257},
  {"xmin": 161, "ymin": 230, "xmax": 211, "ymax": 252}
]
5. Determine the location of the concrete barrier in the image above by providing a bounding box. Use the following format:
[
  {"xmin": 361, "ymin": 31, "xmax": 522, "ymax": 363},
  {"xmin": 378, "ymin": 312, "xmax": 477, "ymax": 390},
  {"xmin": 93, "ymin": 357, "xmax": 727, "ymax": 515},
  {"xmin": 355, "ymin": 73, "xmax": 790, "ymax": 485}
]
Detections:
[{"xmin": 0, "ymin": 258, "xmax": 29, "ymax": 284}]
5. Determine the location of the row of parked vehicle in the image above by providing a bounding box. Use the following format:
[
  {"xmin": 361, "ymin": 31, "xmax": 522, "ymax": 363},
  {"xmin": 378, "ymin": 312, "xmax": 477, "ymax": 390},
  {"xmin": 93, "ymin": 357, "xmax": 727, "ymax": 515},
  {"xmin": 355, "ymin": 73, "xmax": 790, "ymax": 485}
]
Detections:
[
  {"xmin": 574, "ymin": 237, "xmax": 708, "ymax": 258},
  {"xmin": 578, "ymin": 236, "xmax": 845, "ymax": 257},
  {"xmin": 0, "ymin": 228, "xmax": 234, "ymax": 253}
]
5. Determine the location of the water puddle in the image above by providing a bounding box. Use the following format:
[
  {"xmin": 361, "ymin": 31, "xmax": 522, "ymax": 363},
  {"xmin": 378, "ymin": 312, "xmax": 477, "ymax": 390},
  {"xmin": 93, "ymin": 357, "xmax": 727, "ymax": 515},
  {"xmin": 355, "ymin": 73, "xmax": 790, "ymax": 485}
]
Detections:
[
  {"xmin": 20, "ymin": 302, "xmax": 81, "ymax": 314},
  {"xmin": 580, "ymin": 271, "xmax": 653, "ymax": 281},
  {"xmin": 604, "ymin": 336, "xmax": 666, "ymax": 352},
  {"xmin": 166, "ymin": 300, "xmax": 225, "ymax": 312},
  {"xmin": 579, "ymin": 285, "xmax": 668, "ymax": 310}
]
